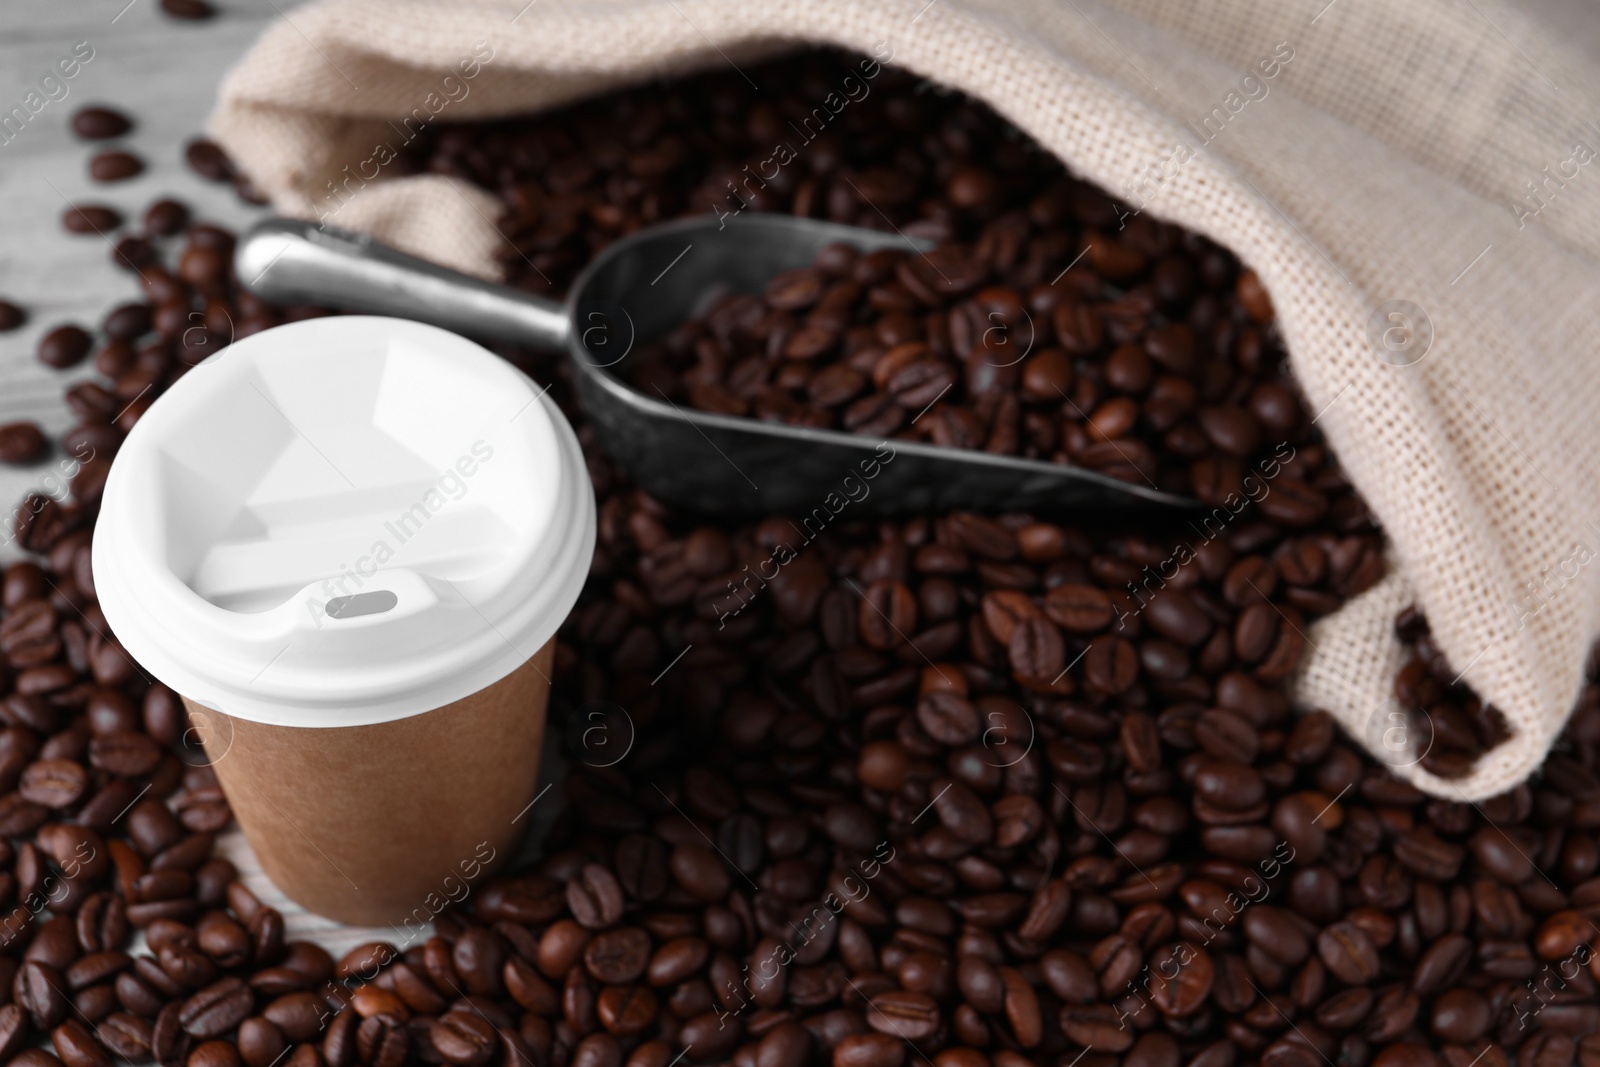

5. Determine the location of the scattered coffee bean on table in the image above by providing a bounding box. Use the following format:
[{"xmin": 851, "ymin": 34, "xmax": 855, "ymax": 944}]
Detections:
[
  {"xmin": 70, "ymin": 106, "xmax": 133, "ymax": 141},
  {"xmin": 36, "ymin": 324, "xmax": 94, "ymax": 369},
  {"xmin": 61, "ymin": 205, "xmax": 122, "ymax": 236},
  {"xmin": 184, "ymin": 139, "xmax": 233, "ymax": 182},
  {"xmin": 113, "ymin": 235, "xmax": 159, "ymax": 274},
  {"xmin": 144, "ymin": 199, "xmax": 191, "ymax": 238},
  {"xmin": 101, "ymin": 302, "xmax": 153, "ymax": 343},
  {"xmin": 0, "ymin": 421, "xmax": 48, "ymax": 465},
  {"xmin": 0, "ymin": 300, "xmax": 25, "ymax": 332},
  {"xmin": 0, "ymin": 47, "xmax": 1592, "ymax": 1067},
  {"xmin": 160, "ymin": 0, "xmax": 216, "ymax": 19},
  {"xmin": 87, "ymin": 149, "xmax": 145, "ymax": 184}
]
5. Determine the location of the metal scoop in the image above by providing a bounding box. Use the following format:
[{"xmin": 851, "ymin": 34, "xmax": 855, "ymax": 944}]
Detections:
[{"xmin": 236, "ymin": 214, "xmax": 1195, "ymax": 516}]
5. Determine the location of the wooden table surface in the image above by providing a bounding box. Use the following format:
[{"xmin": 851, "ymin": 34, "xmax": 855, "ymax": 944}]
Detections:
[
  {"xmin": 0, "ymin": 0, "xmax": 1595, "ymax": 961},
  {"xmin": 0, "ymin": 0, "xmax": 278, "ymax": 540}
]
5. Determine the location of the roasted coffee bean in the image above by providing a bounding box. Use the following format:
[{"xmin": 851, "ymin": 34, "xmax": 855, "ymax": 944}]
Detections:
[
  {"xmin": 1008, "ymin": 617, "xmax": 1064, "ymax": 680},
  {"xmin": 98, "ymin": 1011, "xmax": 153, "ymax": 1060},
  {"xmin": 866, "ymin": 990, "xmax": 939, "ymax": 1041},
  {"xmin": 669, "ymin": 844, "xmax": 730, "ymax": 902},
  {"xmin": 180, "ymin": 977, "xmax": 253, "ymax": 1038},
  {"xmin": 65, "ymin": 951, "xmax": 129, "ymax": 991},
  {"xmin": 354, "ymin": 1014, "xmax": 407, "ymax": 1067},
  {"xmin": 766, "ymin": 269, "xmax": 825, "ymax": 310},
  {"xmin": 102, "ymin": 302, "xmax": 153, "ymax": 342},
  {"xmin": 567, "ymin": 864, "xmax": 626, "ymax": 928},
  {"xmin": 1084, "ymin": 634, "xmax": 1138, "ymax": 693},
  {"xmin": 451, "ymin": 926, "xmax": 504, "ymax": 996},
  {"xmin": 151, "ymin": 1004, "xmax": 190, "ymax": 1067},
  {"xmin": 161, "ymin": 0, "xmax": 216, "ymax": 19},
  {"xmin": 1060, "ymin": 1004, "xmax": 1135, "ymax": 1052},
  {"xmin": 234, "ymin": 1018, "xmax": 285, "ymax": 1067},
  {"xmin": 262, "ymin": 992, "xmax": 325, "ymax": 1043},
  {"xmin": 1430, "ymin": 986, "xmax": 1490, "ymax": 1043},
  {"xmin": 335, "ymin": 942, "xmax": 396, "ymax": 985},
  {"xmin": 184, "ymin": 139, "xmax": 231, "ymax": 181},
  {"xmin": 595, "ymin": 985, "xmax": 656, "ymax": 1037},
  {"xmin": 111, "ymin": 234, "xmax": 157, "ymax": 273},
  {"xmin": 62, "ymin": 205, "xmax": 121, "ymax": 235},
  {"xmin": 126, "ymin": 799, "xmax": 185, "ymax": 856},
  {"xmin": 1044, "ymin": 584, "xmax": 1115, "ymax": 632},
  {"xmin": 1195, "ymin": 708, "xmax": 1260, "ymax": 763},
  {"xmin": 189, "ymin": 1040, "xmax": 244, "ymax": 1067},
  {"xmin": 321, "ymin": 1009, "xmax": 358, "ymax": 1067},
  {"xmin": 38, "ymin": 325, "xmax": 94, "ymax": 368},
  {"xmin": 88, "ymin": 150, "xmax": 144, "ymax": 183},
  {"xmin": 431, "ymin": 1010, "xmax": 498, "ymax": 1065},
  {"xmin": 89, "ymin": 730, "xmax": 164, "ymax": 776},
  {"xmin": 999, "ymin": 965, "xmax": 1042, "ymax": 1046},
  {"xmin": 52, "ymin": 1019, "xmax": 112, "ymax": 1067},
  {"xmin": 1534, "ymin": 909, "xmax": 1596, "ymax": 961},
  {"xmin": 752, "ymin": 1020, "xmax": 810, "ymax": 1067},
  {"xmin": 1411, "ymin": 933, "xmax": 1472, "ymax": 995},
  {"xmin": 0, "ymin": 1003, "xmax": 26, "ymax": 1062},
  {"xmin": 71, "ymin": 107, "xmax": 132, "ymax": 140},
  {"xmin": 145, "ymin": 198, "xmax": 191, "ymax": 236},
  {"xmin": 956, "ymin": 955, "xmax": 1005, "ymax": 1013},
  {"xmin": 584, "ymin": 927, "xmax": 650, "ymax": 984},
  {"xmin": 1318, "ymin": 921, "xmax": 1380, "ymax": 984},
  {"xmin": 0, "ymin": 422, "xmax": 48, "ymax": 465},
  {"xmin": 1147, "ymin": 942, "xmax": 1213, "ymax": 1015},
  {"xmin": 533, "ymin": 919, "xmax": 588, "ymax": 982},
  {"xmin": 1356, "ymin": 985, "xmax": 1420, "ymax": 1043},
  {"xmin": 19, "ymin": 960, "xmax": 70, "ymax": 1028},
  {"xmin": 833, "ymin": 1033, "xmax": 905, "ymax": 1067},
  {"xmin": 917, "ymin": 691, "xmax": 979, "ymax": 746},
  {"xmin": 348, "ymin": 984, "xmax": 405, "ymax": 1020},
  {"xmin": 1467, "ymin": 826, "xmax": 1533, "ymax": 883},
  {"xmin": 1195, "ymin": 760, "xmax": 1266, "ymax": 811},
  {"xmin": 72, "ymin": 985, "xmax": 116, "ymax": 1026},
  {"xmin": 858, "ymin": 580, "xmax": 915, "ymax": 650},
  {"xmin": 646, "ymin": 936, "xmax": 708, "ymax": 988}
]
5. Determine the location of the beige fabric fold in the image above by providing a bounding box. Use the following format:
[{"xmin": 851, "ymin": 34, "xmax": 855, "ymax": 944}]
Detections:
[{"xmin": 208, "ymin": 0, "xmax": 1600, "ymax": 800}]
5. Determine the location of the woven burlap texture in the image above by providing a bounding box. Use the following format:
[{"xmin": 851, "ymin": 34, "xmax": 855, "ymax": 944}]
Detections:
[{"xmin": 207, "ymin": 0, "xmax": 1600, "ymax": 801}]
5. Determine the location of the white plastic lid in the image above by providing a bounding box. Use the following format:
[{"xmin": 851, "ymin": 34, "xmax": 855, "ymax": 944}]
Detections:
[{"xmin": 92, "ymin": 316, "xmax": 594, "ymax": 728}]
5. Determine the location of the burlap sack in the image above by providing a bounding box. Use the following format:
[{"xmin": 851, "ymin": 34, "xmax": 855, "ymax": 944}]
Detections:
[{"xmin": 207, "ymin": 0, "xmax": 1600, "ymax": 801}]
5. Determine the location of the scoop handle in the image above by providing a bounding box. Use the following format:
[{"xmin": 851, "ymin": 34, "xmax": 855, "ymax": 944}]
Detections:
[{"xmin": 234, "ymin": 218, "xmax": 569, "ymax": 353}]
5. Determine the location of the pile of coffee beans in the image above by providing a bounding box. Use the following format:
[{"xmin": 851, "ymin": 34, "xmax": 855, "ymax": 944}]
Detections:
[
  {"xmin": 523, "ymin": 488, "xmax": 1600, "ymax": 1067},
  {"xmin": 416, "ymin": 53, "xmax": 1298, "ymax": 500},
  {"xmin": 1390, "ymin": 609, "xmax": 1513, "ymax": 781},
  {"xmin": 0, "ymin": 45, "xmax": 1591, "ymax": 1067},
  {"xmin": 629, "ymin": 206, "xmax": 1284, "ymax": 501},
  {"xmin": 404, "ymin": 56, "xmax": 1147, "ymax": 297}
]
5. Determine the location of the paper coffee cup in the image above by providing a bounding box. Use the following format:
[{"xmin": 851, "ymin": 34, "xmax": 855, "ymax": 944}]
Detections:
[{"xmin": 92, "ymin": 316, "xmax": 594, "ymax": 926}]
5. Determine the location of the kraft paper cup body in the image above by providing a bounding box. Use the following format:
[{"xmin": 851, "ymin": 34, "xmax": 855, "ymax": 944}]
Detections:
[
  {"xmin": 182, "ymin": 642, "xmax": 554, "ymax": 926},
  {"xmin": 92, "ymin": 317, "xmax": 595, "ymax": 926}
]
